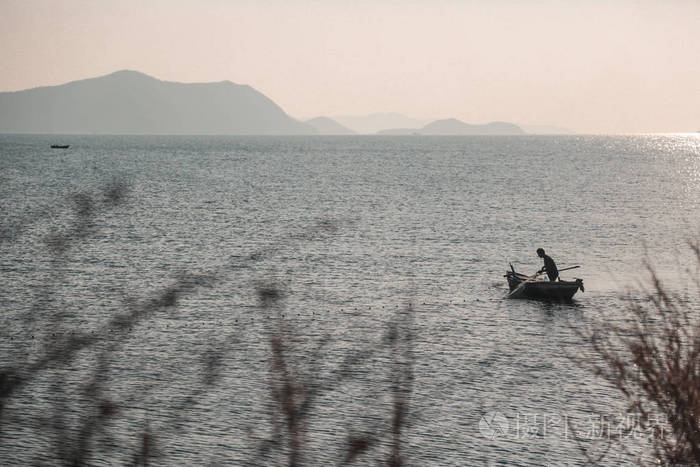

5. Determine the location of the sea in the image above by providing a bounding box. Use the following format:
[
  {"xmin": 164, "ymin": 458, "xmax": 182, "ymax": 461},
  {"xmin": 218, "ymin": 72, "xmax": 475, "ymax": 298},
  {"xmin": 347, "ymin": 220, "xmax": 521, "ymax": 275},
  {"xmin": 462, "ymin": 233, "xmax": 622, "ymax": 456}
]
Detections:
[{"xmin": 1, "ymin": 134, "xmax": 700, "ymax": 465}]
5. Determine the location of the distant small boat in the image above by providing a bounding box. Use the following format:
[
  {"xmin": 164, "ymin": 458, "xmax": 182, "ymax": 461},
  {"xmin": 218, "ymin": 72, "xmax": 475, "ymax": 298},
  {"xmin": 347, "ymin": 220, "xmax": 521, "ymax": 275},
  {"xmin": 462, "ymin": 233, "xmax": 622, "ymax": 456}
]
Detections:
[
  {"xmin": 505, "ymin": 265, "xmax": 584, "ymax": 301},
  {"xmin": 50, "ymin": 144, "xmax": 70, "ymax": 149}
]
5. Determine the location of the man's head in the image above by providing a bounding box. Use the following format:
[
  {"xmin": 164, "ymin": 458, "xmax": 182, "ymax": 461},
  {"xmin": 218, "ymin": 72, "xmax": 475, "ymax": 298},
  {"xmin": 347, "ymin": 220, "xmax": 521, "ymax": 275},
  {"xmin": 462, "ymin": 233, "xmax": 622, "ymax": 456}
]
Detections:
[{"xmin": 537, "ymin": 248, "xmax": 545, "ymax": 258}]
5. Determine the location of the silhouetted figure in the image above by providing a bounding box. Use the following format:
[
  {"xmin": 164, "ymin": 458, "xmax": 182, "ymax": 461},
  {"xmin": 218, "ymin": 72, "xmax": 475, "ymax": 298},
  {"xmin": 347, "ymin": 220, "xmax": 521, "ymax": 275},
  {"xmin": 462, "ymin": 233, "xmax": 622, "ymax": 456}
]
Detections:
[{"xmin": 537, "ymin": 248, "xmax": 559, "ymax": 281}]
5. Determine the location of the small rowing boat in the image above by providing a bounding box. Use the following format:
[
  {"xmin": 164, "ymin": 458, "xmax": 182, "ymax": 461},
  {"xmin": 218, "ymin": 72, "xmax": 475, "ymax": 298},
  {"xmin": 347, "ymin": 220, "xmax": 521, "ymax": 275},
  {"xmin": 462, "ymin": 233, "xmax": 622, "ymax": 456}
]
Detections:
[
  {"xmin": 50, "ymin": 144, "xmax": 70, "ymax": 149},
  {"xmin": 505, "ymin": 264, "xmax": 584, "ymax": 301}
]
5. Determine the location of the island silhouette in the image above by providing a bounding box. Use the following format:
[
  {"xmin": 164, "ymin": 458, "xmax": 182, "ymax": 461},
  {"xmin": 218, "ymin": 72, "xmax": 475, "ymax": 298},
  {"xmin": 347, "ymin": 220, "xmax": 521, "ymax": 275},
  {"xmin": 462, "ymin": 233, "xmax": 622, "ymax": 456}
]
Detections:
[
  {"xmin": 0, "ymin": 70, "xmax": 315, "ymax": 135},
  {"xmin": 0, "ymin": 71, "xmax": 542, "ymax": 136},
  {"xmin": 378, "ymin": 118, "xmax": 525, "ymax": 135},
  {"xmin": 305, "ymin": 117, "xmax": 355, "ymax": 135}
]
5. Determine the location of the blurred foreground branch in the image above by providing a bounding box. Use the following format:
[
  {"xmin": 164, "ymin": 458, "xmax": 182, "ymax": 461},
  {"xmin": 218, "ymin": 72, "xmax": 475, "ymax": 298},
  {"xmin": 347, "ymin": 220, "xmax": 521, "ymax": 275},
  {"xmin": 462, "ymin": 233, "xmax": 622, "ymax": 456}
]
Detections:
[
  {"xmin": 579, "ymin": 242, "xmax": 700, "ymax": 464},
  {"xmin": 0, "ymin": 181, "xmax": 415, "ymax": 466}
]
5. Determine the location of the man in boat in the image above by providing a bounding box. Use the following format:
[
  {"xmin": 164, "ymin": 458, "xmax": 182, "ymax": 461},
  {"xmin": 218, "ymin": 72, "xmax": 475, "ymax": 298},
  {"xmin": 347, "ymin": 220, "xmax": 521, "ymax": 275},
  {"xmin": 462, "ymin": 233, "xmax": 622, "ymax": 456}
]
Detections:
[{"xmin": 536, "ymin": 248, "xmax": 559, "ymax": 281}]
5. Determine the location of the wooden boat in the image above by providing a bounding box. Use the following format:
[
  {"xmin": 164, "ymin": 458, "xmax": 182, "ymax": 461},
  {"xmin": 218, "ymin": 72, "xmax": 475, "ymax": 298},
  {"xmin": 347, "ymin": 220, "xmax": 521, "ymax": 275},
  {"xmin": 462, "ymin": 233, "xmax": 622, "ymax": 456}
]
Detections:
[
  {"xmin": 505, "ymin": 266, "xmax": 584, "ymax": 301},
  {"xmin": 50, "ymin": 144, "xmax": 70, "ymax": 149}
]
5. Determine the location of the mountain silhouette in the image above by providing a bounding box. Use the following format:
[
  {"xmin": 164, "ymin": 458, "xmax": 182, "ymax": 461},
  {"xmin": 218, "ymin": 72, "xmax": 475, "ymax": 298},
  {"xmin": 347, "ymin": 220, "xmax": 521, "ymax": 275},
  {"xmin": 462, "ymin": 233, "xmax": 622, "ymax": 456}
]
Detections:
[
  {"xmin": 332, "ymin": 113, "xmax": 432, "ymax": 134},
  {"xmin": 305, "ymin": 117, "xmax": 355, "ymax": 135},
  {"xmin": 520, "ymin": 124, "xmax": 574, "ymax": 135},
  {"xmin": 0, "ymin": 70, "xmax": 315, "ymax": 135},
  {"xmin": 378, "ymin": 118, "xmax": 525, "ymax": 135}
]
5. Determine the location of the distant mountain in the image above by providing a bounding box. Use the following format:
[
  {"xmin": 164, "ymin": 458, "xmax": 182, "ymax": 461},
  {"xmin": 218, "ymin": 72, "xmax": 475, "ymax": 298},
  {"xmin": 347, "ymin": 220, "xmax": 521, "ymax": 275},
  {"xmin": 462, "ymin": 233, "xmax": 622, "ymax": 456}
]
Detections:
[
  {"xmin": 332, "ymin": 113, "xmax": 432, "ymax": 134},
  {"xmin": 421, "ymin": 119, "xmax": 524, "ymax": 135},
  {"xmin": 521, "ymin": 124, "xmax": 575, "ymax": 135},
  {"xmin": 376, "ymin": 128, "xmax": 423, "ymax": 135},
  {"xmin": 0, "ymin": 70, "xmax": 315, "ymax": 135},
  {"xmin": 378, "ymin": 118, "xmax": 525, "ymax": 135},
  {"xmin": 305, "ymin": 116, "xmax": 355, "ymax": 135}
]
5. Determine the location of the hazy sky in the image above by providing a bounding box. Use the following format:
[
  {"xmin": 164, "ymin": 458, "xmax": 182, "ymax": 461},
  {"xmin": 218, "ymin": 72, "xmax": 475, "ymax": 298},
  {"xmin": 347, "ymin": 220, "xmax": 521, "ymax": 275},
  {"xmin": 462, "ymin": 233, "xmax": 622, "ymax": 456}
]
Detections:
[{"xmin": 2, "ymin": 0, "xmax": 699, "ymax": 133}]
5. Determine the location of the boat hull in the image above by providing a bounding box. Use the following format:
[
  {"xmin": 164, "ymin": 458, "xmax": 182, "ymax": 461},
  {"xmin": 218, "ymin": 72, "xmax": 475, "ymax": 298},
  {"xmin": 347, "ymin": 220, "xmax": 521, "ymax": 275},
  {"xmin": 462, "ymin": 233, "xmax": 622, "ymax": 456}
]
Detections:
[{"xmin": 506, "ymin": 271, "xmax": 583, "ymax": 301}]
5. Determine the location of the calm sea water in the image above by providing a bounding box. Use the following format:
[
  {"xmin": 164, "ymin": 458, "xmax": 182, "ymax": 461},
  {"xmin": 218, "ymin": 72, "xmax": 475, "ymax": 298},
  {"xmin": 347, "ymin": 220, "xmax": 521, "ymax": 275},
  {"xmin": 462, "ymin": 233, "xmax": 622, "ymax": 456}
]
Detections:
[{"xmin": 1, "ymin": 134, "xmax": 700, "ymax": 465}]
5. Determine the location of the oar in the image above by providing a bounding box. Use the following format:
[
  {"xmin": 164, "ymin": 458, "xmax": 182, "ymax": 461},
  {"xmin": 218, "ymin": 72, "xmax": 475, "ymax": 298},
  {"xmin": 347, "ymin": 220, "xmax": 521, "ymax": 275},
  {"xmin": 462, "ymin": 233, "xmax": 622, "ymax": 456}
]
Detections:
[{"xmin": 533, "ymin": 265, "xmax": 580, "ymax": 278}]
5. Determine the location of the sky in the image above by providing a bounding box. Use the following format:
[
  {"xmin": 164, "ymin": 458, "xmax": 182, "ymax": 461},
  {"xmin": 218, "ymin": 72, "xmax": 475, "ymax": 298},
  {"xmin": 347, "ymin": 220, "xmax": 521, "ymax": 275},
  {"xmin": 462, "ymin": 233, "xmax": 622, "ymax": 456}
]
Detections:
[{"xmin": 1, "ymin": 0, "xmax": 699, "ymax": 133}]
